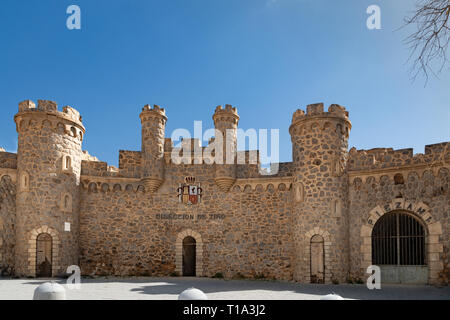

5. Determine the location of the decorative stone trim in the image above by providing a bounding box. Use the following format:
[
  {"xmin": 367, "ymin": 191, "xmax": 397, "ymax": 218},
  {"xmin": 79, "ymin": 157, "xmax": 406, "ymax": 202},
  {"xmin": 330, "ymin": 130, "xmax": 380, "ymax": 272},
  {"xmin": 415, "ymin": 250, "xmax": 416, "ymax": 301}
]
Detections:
[
  {"xmin": 60, "ymin": 193, "xmax": 72, "ymax": 213},
  {"xmin": 81, "ymin": 176, "xmax": 146, "ymax": 193},
  {"xmin": 28, "ymin": 226, "xmax": 60, "ymax": 277},
  {"xmin": 214, "ymin": 177, "xmax": 236, "ymax": 192},
  {"xmin": 304, "ymin": 228, "xmax": 331, "ymax": 283},
  {"xmin": 348, "ymin": 164, "xmax": 450, "ymax": 184},
  {"xmin": 233, "ymin": 176, "xmax": 292, "ymax": 192},
  {"xmin": 360, "ymin": 199, "xmax": 443, "ymax": 284},
  {"xmin": 175, "ymin": 229, "xmax": 203, "ymax": 277}
]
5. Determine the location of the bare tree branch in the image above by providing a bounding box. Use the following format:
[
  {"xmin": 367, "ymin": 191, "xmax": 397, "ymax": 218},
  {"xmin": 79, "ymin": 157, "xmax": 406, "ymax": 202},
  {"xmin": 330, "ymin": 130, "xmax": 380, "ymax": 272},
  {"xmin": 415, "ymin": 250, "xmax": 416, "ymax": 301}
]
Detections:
[{"xmin": 402, "ymin": 0, "xmax": 450, "ymax": 84}]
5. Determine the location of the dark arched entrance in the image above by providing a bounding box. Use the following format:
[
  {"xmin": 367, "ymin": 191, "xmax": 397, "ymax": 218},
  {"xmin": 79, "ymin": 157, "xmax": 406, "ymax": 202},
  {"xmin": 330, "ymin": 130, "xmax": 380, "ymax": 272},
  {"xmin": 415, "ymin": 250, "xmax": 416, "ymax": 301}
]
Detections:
[
  {"xmin": 372, "ymin": 211, "xmax": 427, "ymax": 284},
  {"xmin": 182, "ymin": 236, "xmax": 196, "ymax": 276},
  {"xmin": 310, "ymin": 234, "xmax": 325, "ymax": 283},
  {"xmin": 36, "ymin": 233, "xmax": 52, "ymax": 277}
]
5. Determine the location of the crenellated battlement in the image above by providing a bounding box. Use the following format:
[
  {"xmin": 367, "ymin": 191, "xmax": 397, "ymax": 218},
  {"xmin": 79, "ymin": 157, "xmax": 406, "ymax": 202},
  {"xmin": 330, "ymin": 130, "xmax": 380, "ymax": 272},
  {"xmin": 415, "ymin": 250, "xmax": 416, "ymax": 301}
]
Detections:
[
  {"xmin": 348, "ymin": 142, "xmax": 450, "ymax": 172},
  {"xmin": 213, "ymin": 104, "xmax": 239, "ymax": 125},
  {"xmin": 214, "ymin": 104, "xmax": 238, "ymax": 115},
  {"xmin": 291, "ymin": 103, "xmax": 349, "ymax": 124},
  {"xmin": 17, "ymin": 100, "xmax": 83, "ymax": 125},
  {"xmin": 14, "ymin": 99, "xmax": 85, "ymax": 138},
  {"xmin": 139, "ymin": 104, "xmax": 167, "ymax": 123}
]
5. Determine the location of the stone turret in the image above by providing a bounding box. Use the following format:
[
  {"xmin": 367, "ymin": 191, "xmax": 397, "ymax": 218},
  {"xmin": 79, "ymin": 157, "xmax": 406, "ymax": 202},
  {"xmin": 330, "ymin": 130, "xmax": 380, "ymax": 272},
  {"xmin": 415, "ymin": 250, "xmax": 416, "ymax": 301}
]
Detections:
[
  {"xmin": 213, "ymin": 104, "xmax": 239, "ymax": 192},
  {"xmin": 289, "ymin": 103, "xmax": 351, "ymax": 283},
  {"xmin": 139, "ymin": 105, "xmax": 167, "ymax": 192},
  {"xmin": 14, "ymin": 99, "xmax": 85, "ymax": 277}
]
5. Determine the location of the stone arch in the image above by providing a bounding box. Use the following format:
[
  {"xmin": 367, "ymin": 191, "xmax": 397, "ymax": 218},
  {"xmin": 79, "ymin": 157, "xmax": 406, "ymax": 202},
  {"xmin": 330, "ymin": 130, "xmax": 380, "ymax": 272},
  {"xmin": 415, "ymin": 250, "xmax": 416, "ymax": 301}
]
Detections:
[
  {"xmin": 394, "ymin": 173, "xmax": 404, "ymax": 185},
  {"xmin": 28, "ymin": 226, "xmax": 60, "ymax": 277},
  {"xmin": 175, "ymin": 229, "xmax": 203, "ymax": 277},
  {"xmin": 0, "ymin": 174, "xmax": 12, "ymax": 184},
  {"xmin": 323, "ymin": 121, "xmax": 332, "ymax": 130},
  {"xmin": 88, "ymin": 182, "xmax": 97, "ymax": 192},
  {"xmin": 360, "ymin": 199, "xmax": 443, "ymax": 284},
  {"xmin": 310, "ymin": 235, "xmax": 325, "ymax": 283},
  {"xmin": 62, "ymin": 155, "xmax": 72, "ymax": 172},
  {"xmin": 101, "ymin": 183, "xmax": 110, "ymax": 192},
  {"xmin": 331, "ymin": 198, "xmax": 342, "ymax": 217},
  {"xmin": 293, "ymin": 181, "xmax": 304, "ymax": 202},
  {"xmin": 60, "ymin": 192, "xmax": 72, "ymax": 213},
  {"xmin": 56, "ymin": 122, "xmax": 65, "ymax": 134},
  {"xmin": 19, "ymin": 171, "xmax": 29, "ymax": 192},
  {"xmin": 304, "ymin": 228, "xmax": 331, "ymax": 283},
  {"xmin": 70, "ymin": 127, "xmax": 77, "ymax": 138}
]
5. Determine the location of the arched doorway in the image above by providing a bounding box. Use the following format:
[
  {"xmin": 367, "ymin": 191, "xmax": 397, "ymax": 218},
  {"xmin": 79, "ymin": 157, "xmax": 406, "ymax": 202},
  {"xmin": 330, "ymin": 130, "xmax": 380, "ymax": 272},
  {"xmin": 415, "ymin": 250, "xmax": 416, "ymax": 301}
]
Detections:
[
  {"xmin": 36, "ymin": 233, "xmax": 52, "ymax": 277},
  {"xmin": 310, "ymin": 235, "xmax": 325, "ymax": 283},
  {"xmin": 182, "ymin": 236, "xmax": 196, "ymax": 276},
  {"xmin": 372, "ymin": 211, "xmax": 427, "ymax": 284}
]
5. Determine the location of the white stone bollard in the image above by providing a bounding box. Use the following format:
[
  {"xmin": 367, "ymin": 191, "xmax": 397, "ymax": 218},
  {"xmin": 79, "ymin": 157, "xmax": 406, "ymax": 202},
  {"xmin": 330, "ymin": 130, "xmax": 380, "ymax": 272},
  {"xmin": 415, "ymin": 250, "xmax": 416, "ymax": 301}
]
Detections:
[
  {"xmin": 33, "ymin": 282, "xmax": 66, "ymax": 300},
  {"xmin": 320, "ymin": 293, "xmax": 344, "ymax": 300},
  {"xmin": 178, "ymin": 287, "xmax": 208, "ymax": 300}
]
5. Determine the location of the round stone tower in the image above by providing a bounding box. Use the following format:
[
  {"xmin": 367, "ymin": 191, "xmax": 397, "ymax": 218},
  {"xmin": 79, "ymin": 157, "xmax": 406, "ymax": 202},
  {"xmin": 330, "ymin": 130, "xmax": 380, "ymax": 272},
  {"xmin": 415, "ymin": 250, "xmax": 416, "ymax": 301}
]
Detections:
[
  {"xmin": 213, "ymin": 105, "xmax": 239, "ymax": 192},
  {"xmin": 289, "ymin": 103, "xmax": 351, "ymax": 283},
  {"xmin": 14, "ymin": 100, "xmax": 85, "ymax": 277},
  {"xmin": 140, "ymin": 105, "xmax": 167, "ymax": 192}
]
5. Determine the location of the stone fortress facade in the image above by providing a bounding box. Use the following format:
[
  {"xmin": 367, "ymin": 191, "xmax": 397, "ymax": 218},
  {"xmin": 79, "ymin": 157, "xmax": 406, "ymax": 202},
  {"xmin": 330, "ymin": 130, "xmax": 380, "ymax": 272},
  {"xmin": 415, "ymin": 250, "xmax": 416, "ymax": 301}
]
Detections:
[{"xmin": 0, "ymin": 99, "xmax": 448, "ymax": 285}]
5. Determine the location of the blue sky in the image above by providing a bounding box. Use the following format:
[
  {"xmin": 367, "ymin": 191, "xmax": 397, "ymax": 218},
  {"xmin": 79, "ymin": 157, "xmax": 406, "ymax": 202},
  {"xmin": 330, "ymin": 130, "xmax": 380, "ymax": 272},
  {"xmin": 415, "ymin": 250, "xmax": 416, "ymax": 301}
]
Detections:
[{"xmin": 0, "ymin": 0, "xmax": 449, "ymax": 167}]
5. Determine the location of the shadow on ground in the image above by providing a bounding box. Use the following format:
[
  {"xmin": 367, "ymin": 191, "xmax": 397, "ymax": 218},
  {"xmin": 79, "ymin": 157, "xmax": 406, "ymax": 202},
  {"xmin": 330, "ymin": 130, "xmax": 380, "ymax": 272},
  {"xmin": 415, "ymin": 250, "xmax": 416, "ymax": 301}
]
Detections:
[{"xmin": 11, "ymin": 276, "xmax": 449, "ymax": 300}]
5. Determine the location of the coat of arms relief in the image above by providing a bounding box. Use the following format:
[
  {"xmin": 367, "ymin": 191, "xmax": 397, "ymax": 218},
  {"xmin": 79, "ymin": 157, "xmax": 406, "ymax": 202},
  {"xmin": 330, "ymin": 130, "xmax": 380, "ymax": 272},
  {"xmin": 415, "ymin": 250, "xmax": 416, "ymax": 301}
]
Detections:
[{"xmin": 177, "ymin": 176, "xmax": 203, "ymax": 205}]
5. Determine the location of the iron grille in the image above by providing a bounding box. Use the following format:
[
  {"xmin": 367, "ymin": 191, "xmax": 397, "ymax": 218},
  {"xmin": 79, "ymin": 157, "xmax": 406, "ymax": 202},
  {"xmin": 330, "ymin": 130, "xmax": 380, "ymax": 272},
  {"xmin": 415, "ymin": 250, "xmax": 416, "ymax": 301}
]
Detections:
[{"xmin": 372, "ymin": 211, "xmax": 426, "ymax": 266}]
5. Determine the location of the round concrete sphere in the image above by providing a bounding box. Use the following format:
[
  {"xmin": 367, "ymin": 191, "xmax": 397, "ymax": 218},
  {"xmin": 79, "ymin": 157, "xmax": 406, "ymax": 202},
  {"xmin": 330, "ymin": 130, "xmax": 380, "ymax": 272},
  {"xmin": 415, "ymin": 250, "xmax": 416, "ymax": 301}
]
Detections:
[
  {"xmin": 178, "ymin": 287, "xmax": 208, "ymax": 300},
  {"xmin": 320, "ymin": 293, "xmax": 344, "ymax": 300},
  {"xmin": 33, "ymin": 282, "xmax": 66, "ymax": 300}
]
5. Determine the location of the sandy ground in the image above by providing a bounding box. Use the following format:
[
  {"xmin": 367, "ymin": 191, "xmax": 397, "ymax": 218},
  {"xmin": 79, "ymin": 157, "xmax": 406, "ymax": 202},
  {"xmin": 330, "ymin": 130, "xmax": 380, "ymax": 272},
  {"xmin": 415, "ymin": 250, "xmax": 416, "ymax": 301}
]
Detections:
[{"xmin": 0, "ymin": 276, "xmax": 449, "ymax": 300}]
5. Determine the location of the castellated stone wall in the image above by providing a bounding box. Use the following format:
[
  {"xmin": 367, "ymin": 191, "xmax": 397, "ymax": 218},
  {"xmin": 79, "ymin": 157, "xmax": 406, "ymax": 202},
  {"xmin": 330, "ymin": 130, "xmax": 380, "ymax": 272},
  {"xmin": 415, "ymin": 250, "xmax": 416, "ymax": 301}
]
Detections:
[
  {"xmin": 1, "ymin": 99, "xmax": 448, "ymax": 284},
  {"xmin": 79, "ymin": 164, "xmax": 294, "ymax": 279},
  {"xmin": 13, "ymin": 100, "xmax": 85, "ymax": 277},
  {"xmin": 348, "ymin": 143, "xmax": 450, "ymax": 284},
  {"xmin": 118, "ymin": 151, "xmax": 143, "ymax": 178},
  {"xmin": 0, "ymin": 152, "xmax": 17, "ymax": 169},
  {"xmin": 0, "ymin": 174, "xmax": 16, "ymax": 275}
]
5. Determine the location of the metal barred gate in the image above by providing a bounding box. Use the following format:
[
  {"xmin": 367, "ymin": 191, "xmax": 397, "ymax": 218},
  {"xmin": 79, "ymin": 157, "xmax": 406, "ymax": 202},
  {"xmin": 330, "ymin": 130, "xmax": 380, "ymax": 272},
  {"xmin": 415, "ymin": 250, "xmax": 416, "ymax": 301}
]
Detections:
[{"xmin": 372, "ymin": 211, "xmax": 428, "ymax": 284}]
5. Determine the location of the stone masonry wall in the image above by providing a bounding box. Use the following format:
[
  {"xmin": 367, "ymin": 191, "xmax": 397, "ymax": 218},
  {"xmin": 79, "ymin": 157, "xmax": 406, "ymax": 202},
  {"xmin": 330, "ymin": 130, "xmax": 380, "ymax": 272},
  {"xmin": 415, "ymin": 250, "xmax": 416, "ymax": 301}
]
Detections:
[
  {"xmin": 348, "ymin": 167, "xmax": 449, "ymax": 283},
  {"xmin": 79, "ymin": 164, "xmax": 294, "ymax": 280},
  {"xmin": 0, "ymin": 174, "xmax": 16, "ymax": 275}
]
